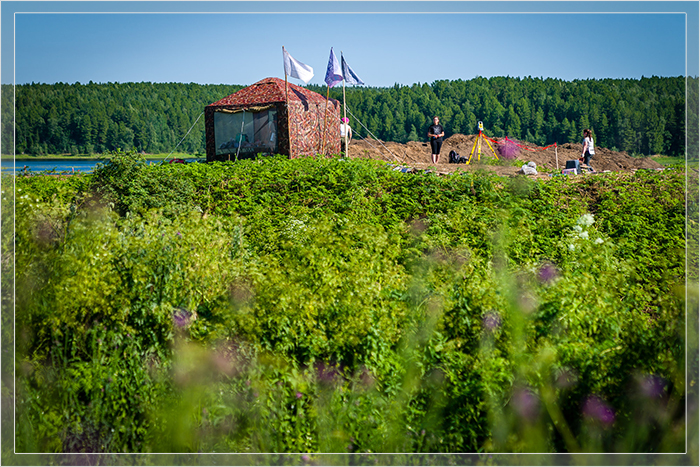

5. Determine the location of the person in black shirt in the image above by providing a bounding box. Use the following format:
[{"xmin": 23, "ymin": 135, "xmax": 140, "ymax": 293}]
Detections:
[{"xmin": 427, "ymin": 116, "xmax": 445, "ymax": 164}]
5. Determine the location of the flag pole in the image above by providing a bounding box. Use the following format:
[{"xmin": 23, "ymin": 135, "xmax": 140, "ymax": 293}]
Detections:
[
  {"xmin": 343, "ymin": 80, "xmax": 347, "ymax": 155},
  {"xmin": 342, "ymin": 52, "xmax": 348, "ymax": 156},
  {"xmin": 283, "ymin": 46, "xmax": 289, "ymax": 104},
  {"xmin": 286, "ymin": 74, "xmax": 292, "ymax": 157}
]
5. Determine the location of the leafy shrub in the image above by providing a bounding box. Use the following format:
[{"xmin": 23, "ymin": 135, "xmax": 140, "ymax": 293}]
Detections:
[
  {"xmin": 91, "ymin": 150, "xmax": 198, "ymax": 217},
  {"xmin": 13, "ymin": 195, "xmax": 252, "ymax": 452},
  {"xmin": 5, "ymin": 157, "xmax": 694, "ymax": 459}
]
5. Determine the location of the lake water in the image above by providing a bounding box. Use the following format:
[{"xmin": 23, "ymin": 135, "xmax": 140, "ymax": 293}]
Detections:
[{"xmin": 1, "ymin": 158, "xmax": 200, "ymax": 174}]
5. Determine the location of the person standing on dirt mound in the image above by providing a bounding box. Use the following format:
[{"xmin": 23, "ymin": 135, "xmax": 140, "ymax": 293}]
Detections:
[
  {"xmin": 428, "ymin": 116, "xmax": 445, "ymax": 164},
  {"xmin": 581, "ymin": 128, "xmax": 595, "ymax": 167}
]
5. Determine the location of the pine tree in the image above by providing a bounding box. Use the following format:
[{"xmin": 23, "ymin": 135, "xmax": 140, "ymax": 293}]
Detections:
[{"xmin": 407, "ymin": 125, "xmax": 419, "ymax": 142}]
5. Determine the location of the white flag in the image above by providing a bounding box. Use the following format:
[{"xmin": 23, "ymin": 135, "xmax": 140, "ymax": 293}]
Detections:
[
  {"xmin": 341, "ymin": 54, "xmax": 364, "ymax": 86},
  {"xmin": 283, "ymin": 47, "xmax": 314, "ymax": 84}
]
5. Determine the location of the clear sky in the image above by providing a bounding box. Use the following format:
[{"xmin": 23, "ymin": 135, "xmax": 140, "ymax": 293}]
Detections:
[{"xmin": 2, "ymin": 1, "xmax": 698, "ymax": 87}]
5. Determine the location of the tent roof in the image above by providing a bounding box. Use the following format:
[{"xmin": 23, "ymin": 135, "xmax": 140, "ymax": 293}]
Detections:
[{"xmin": 207, "ymin": 77, "xmax": 329, "ymax": 107}]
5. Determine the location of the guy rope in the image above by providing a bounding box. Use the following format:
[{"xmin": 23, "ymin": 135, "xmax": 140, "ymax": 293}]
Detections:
[{"xmin": 343, "ymin": 107, "xmax": 403, "ymax": 163}]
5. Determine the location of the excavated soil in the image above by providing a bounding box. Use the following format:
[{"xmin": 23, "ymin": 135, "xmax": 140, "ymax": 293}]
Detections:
[{"xmin": 345, "ymin": 134, "xmax": 664, "ymax": 178}]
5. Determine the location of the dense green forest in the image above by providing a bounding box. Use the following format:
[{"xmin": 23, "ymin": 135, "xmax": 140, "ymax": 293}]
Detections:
[
  {"xmin": 1, "ymin": 76, "xmax": 697, "ymax": 157},
  {"xmin": 2, "ymin": 82, "xmax": 244, "ymax": 156}
]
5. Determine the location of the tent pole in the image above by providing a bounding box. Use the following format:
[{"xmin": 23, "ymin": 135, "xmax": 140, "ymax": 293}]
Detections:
[{"xmin": 283, "ymin": 46, "xmax": 292, "ymax": 158}]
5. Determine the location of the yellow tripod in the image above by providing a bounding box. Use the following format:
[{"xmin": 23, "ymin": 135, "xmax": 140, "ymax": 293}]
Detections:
[{"xmin": 467, "ymin": 121, "xmax": 499, "ymax": 164}]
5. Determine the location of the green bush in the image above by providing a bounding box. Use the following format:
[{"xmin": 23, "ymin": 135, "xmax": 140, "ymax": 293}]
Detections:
[{"xmin": 4, "ymin": 153, "xmax": 693, "ymax": 459}]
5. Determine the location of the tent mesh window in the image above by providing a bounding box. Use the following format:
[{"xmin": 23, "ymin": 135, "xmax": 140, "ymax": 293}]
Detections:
[{"xmin": 214, "ymin": 107, "xmax": 278, "ymax": 158}]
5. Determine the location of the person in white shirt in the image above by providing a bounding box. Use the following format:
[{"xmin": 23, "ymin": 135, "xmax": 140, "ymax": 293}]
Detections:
[
  {"xmin": 340, "ymin": 118, "xmax": 353, "ymax": 155},
  {"xmin": 581, "ymin": 128, "xmax": 595, "ymax": 166}
]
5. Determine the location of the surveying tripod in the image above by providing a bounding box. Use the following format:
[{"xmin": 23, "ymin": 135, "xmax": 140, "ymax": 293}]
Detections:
[{"xmin": 467, "ymin": 121, "xmax": 499, "ymax": 164}]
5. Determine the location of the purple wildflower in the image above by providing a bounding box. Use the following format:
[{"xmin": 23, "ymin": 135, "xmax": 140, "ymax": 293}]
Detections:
[
  {"xmin": 538, "ymin": 262, "xmax": 559, "ymax": 285},
  {"xmin": 583, "ymin": 395, "xmax": 615, "ymax": 426},
  {"xmin": 176, "ymin": 231, "xmax": 182, "ymax": 238},
  {"xmin": 511, "ymin": 388, "xmax": 540, "ymax": 421},
  {"xmin": 640, "ymin": 375, "xmax": 666, "ymax": 399},
  {"xmin": 301, "ymin": 454, "xmax": 310, "ymax": 462},
  {"xmin": 315, "ymin": 362, "xmax": 339, "ymax": 384},
  {"xmin": 296, "ymin": 392, "xmax": 303, "ymax": 399},
  {"xmin": 555, "ymin": 369, "xmax": 578, "ymax": 389},
  {"xmin": 482, "ymin": 311, "xmax": 501, "ymax": 331},
  {"xmin": 172, "ymin": 308, "xmax": 193, "ymax": 328}
]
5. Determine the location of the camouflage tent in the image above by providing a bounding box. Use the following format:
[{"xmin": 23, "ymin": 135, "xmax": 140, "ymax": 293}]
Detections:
[{"xmin": 205, "ymin": 77, "xmax": 341, "ymax": 161}]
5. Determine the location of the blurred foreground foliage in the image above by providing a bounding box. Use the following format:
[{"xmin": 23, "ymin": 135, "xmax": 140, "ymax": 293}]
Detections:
[{"xmin": 2, "ymin": 151, "xmax": 697, "ymax": 463}]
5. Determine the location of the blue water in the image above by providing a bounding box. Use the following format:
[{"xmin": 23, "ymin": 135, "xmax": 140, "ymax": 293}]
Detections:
[{"xmin": 1, "ymin": 158, "xmax": 200, "ymax": 174}]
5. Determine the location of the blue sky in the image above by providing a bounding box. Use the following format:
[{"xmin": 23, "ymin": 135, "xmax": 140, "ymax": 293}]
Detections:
[{"xmin": 2, "ymin": 1, "xmax": 698, "ymax": 87}]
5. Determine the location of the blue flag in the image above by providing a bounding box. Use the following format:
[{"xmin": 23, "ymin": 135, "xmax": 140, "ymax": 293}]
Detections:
[
  {"xmin": 324, "ymin": 48, "xmax": 343, "ymax": 88},
  {"xmin": 341, "ymin": 54, "xmax": 364, "ymax": 85}
]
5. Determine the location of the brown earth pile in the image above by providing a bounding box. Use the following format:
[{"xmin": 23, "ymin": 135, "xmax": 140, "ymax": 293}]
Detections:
[{"xmin": 346, "ymin": 133, "xmax": 664, "ymax": 178}]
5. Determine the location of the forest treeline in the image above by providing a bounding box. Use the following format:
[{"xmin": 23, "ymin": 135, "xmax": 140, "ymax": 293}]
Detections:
[{"xmin": 1, "ymin": 76, "xmax": 697, "ymax": 157}]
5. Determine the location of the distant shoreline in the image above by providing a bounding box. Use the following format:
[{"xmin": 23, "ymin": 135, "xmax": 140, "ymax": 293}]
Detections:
[{"xmin": 1, "ymin": 153, "xmax": 197, "ymax": 161}]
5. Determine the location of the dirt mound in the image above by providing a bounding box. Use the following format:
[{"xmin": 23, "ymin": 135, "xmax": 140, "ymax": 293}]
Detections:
[{"xmin": 346, "ymin": 134, "xmax": 664, "ymax": 177}]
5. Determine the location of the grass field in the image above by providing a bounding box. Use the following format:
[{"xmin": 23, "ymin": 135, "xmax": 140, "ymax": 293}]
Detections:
[{"xmin": 651, "ymin": 155, "xmax": 699, "ymax": 168}]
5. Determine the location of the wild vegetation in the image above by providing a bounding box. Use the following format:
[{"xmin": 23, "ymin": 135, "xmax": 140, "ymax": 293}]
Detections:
[
  {"xmin": 2, "ymin": 76, "xmax": 697, "ymax": 158},
  {"xmin": 2, "ymin": 151, "xmax": 696, "ymax": 463}
]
